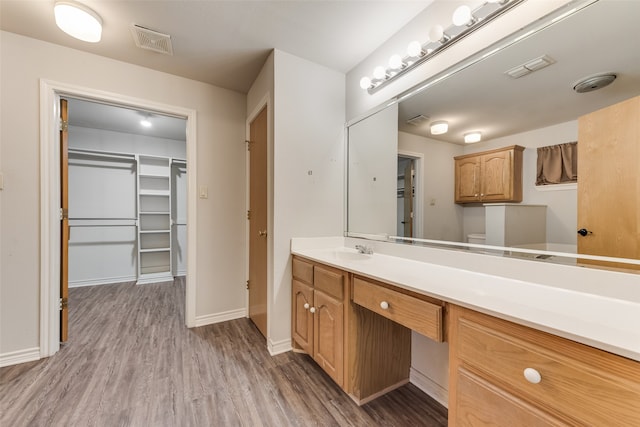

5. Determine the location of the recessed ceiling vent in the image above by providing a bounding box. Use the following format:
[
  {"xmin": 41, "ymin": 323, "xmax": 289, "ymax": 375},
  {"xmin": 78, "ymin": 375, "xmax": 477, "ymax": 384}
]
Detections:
[
  {"xmin": 130, "ymin": 25, "xmax": 173, "ymax": 56},
  {"xmin": 505, "ymin": 55, "xmax": 556, "ymax": 79},
  {"xmin": 573, "ymin": 73, "xmax": 617, "ymax": 93},
  {"xmin": 406, "ymin": 114, "xmax": 430, "ymax": 126}
]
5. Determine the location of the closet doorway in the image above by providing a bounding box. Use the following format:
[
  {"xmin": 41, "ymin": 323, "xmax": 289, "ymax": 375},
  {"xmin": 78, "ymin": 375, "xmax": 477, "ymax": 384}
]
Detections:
[{"xmin": 59, "ymin": 97, "xmax": 188, "ymax": 341}]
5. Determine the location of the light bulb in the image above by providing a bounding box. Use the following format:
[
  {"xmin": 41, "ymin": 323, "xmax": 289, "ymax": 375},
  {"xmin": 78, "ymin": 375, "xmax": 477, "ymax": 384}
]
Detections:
[
  {"xmin": 54, "ymin": 1, "xmax": 103, "ymax": 43},
  {"xmin": 452, "ymin": 5, "xmax": 473, "ymax": 26},
  {"xmin": 407, "ymin": 40, "xmax": 423, "ymax": 57},
  {"xmin": 359, "ymin": 76, "xmax": 372, "ymax": 90},
  {"xmin": 428, "ymin": 25, "xmax": 445, "ymax": 43},
  {"xmin": 430, "ymin": 121, "xmax": 449, "ymax": 135},
  {"xmin": 140, "ymin": 119, "xmax": 152, "ymax": 128},
  {"xmin": 373, "ymin": 66, "xmax": 386, "ymax": 80},
  {"xmin": 389, "ymin": 54, "xmax": 403, "ymax": 70},
  {"xmin": 464, "ymin": 132, "xmax": 482, "ymax": 143}
]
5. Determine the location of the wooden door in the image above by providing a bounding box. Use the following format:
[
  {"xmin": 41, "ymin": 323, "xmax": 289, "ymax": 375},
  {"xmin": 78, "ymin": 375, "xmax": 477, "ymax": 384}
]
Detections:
[
  {"xmin": 578, "ymin": 96, "xmax": 640, "ymax": 269},
  {"xmin": 248, "ymin": 106, "xmax": 268, "ymax": 337},
  {"xmin": 455, "ymin": 157, "xmax": 480, "ymax": 203},
  {"xmin": 481, "ymin": 150, "xmax": 511, "ymax": 201},
  {"xmin": 313, "ymin": 290, "xmax": 344, "ymax": 386},
  {"xmin": 60, "ymin": 98, "xmax": 69, "ymax": 342},
  {"xmin": 403, "ymin": 160, "xmax": 414, "ymax": 237},
  {"xmin": 292, "ymin": 279, "xmax": 313, "ymax": 354}
]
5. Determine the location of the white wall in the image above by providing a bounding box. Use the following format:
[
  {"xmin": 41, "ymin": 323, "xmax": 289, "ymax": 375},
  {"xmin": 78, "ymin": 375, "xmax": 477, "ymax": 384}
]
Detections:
[
  {"xmin": 461, "ymin": 121, "xmax": 578, "ymax": 246},
  {"xmin": 271, "ymin": 50, "xmax": 345, "ymax": 352},
  {"xmin": 0, "ymin": 31, "xmax": 246, "ymax": 357},
  {"xmin": 348, "ymin": 105, "xmax": 398, "ymax": 236},
  {"xmin": 399, "ymin": 131, "xmax": 464, "ymax": 242}
]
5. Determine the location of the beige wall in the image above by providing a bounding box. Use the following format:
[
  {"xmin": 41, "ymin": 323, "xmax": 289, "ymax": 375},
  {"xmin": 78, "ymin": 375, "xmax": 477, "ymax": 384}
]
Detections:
[
  {"xmin": 0, "ymin": 31, "xmax": 247, "ymax": 356},
  {"xmin": 244, "ymin": 50, "xmax": 345, "ymax": 353}
]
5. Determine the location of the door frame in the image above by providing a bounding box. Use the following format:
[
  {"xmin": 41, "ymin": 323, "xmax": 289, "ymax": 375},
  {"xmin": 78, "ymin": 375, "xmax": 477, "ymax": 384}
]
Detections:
[
  {"xmin": 39, "ymin": 79, "xmax": 198, "ymax": 357},
  {"xmin": 245, "ymin": 94, "xmax": 272, "ymax": 346},
  {"xmin": 398, "ymin": 150, "xmax": 424, "ymax": 239}
]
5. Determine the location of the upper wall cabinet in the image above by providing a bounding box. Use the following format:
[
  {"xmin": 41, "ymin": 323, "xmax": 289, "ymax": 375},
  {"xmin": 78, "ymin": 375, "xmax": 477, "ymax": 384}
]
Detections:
[{"xmin": 454, "ymin": 145, "xmax": 524, "ymax": 204}]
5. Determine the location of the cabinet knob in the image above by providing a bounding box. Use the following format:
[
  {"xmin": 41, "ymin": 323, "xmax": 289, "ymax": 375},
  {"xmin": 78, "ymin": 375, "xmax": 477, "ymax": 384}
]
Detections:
[
  {"xmin": 523, "ymin": 367, "xmax": 542, "ymax": 384},
  {"xmin": 309, "ymin": 307, "xmax": 316, "ymax": 314},
  {"xmin": 380, "ymin": 301, "xmax": 389, "ymax": 310},
  {"xmin": 303, "ymin": 303, "xmax": 310, "ymax": 310},
  {"xmin": 480, "ymin": 193, "xmax": 484, "ymax": 197},
  {"xmin": 474, "ymin": 193, "xmax": 479, "ymax": 197}
]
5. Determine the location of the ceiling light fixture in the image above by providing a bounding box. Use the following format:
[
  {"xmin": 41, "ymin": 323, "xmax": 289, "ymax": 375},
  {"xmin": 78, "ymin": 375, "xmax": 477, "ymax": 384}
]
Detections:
[
  {"xmin": 430, "ymin": 121, "xmax": 449, "ymax": 135},
  {"xmin": 140, "ymin": 118, "xmax": 152, "ymax": 128},
  {"xmin": 54, "ymin": 1, "xmax": 102, "ymax": 43},
  {"xmin": 464, "ymin": 131, "xmax": 482, "ymax": 143},
  {"xmin": 359, "ymin": 0, "xmax": 524, "ymax": 94}
]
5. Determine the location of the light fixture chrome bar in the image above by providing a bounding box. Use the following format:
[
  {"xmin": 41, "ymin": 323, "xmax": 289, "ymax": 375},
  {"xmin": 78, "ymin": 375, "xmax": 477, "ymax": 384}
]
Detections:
[{"xmin": 366, "ymin": 0, "xmax": 526, "ymax": 94}]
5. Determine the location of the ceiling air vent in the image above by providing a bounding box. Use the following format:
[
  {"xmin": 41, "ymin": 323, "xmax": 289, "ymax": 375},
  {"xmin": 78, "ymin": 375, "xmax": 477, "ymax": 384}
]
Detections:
[
  {"xmin": 406, "ymin": 114, "xmax": 430, "ymax": 126},
  {"xmin": 505, "ymin": 55, "xmax": 555, "ymax": 79},
  {"xmin": 130, "ymin": 25, "xmax": 173, "ymax": 55}
]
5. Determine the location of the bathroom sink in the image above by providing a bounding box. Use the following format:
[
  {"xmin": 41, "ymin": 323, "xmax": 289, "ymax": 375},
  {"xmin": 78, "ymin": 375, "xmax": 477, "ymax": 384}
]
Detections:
[{"xmin": 330, "ymin": 249, "xmax": 373, "ymax": 262}]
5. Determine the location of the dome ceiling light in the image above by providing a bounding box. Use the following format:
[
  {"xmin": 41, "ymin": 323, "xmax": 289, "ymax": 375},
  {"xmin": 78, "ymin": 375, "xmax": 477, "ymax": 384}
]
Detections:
[{"xmin": 54, "ymin": 1, "xmax": 103, "ymax": 43}]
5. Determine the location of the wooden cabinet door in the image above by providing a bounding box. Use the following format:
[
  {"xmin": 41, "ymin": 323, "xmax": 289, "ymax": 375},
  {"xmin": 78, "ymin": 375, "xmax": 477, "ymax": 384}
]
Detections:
[
  {"xmin": 455, "ymin": 157, "xmax": 481, "ymax": 203},
  {"xmin": 481, "ymin": 150, "xmax": 512, "ymax": 201},
  {"xmin": 292, "ymin": 279, "xmax": 314, "ymax": 355},
  {"xmin": 313, "ymin": 290, "xmax": 344, "ymax": 386}
]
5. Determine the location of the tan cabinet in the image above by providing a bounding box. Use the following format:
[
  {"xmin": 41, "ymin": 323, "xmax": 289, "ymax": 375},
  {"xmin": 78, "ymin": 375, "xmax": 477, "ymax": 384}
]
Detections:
[
  {"xmin": 449, "ymin": 304, "xmax": 640, "ymax": 426},
  {"xmin": 454, "ymin": 145, "xmax": 524, "ymax": 204},
  {"xmin": 291, "ymin": 257, "xmax": 346, "ymax": 386}
]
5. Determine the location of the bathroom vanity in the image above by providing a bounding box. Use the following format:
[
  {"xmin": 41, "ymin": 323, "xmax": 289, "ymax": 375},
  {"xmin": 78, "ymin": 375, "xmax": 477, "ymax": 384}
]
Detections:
[{"xmin": 291, "ymin": 237, "xmax": 640, "ymax": 426}]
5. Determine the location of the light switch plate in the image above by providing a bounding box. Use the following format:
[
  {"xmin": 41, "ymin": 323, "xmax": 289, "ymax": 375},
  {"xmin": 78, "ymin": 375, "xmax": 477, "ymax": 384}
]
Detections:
[{"xmin": 199, "ymin": 185, "xmax": 208, "ymax": 199}]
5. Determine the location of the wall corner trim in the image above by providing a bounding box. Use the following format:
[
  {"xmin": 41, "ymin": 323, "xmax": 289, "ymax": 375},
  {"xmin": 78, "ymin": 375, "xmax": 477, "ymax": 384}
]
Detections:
[
  {"xmin": 410, "ymin": 366, "xmax": 449, "ymax": 408},
  {"xmin": 268, "ymin": 338, "xmax": 292, "ymax": 356},
  {"xmin": 0, "ymin": 347, "xmax": 41, "ymax": 368},
  {"xmin": 194, "ymin": 308, "xmax": 247, "ymax": 327}
]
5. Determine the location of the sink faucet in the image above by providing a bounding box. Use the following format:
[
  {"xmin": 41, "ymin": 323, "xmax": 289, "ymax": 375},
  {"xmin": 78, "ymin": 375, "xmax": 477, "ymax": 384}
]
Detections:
[{"xmin": 355, "ymin": 244, "xmax": 373, "ymax": 254}]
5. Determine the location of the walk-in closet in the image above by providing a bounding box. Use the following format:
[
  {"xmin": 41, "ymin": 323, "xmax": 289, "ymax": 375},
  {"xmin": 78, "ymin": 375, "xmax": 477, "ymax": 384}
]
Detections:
[{"xmin": 66, "ymin": 98, "xmax": 187, "ymax": 288}]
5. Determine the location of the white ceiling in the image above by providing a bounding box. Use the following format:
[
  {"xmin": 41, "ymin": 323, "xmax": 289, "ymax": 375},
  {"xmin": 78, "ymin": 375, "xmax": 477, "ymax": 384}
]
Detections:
[
  {"xmin": 397, "ymin": 0, "xmax": 640, "ymax": 144},
  {"xmin": 66, "ymin": 98, "xmax": 187, "ymax": 141},
  {"xmin": 0, "ymin": 0, "xmax": 433, "ymax": 93}
]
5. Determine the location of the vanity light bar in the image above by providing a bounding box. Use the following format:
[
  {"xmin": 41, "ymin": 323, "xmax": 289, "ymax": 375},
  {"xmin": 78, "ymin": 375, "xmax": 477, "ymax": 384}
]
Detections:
[{"xmin": 360, "ymin": 0, "xmax": 526, "ymax": 94}]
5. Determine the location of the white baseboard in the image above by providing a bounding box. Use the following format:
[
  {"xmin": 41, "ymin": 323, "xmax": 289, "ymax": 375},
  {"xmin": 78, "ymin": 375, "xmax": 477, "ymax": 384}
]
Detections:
[
  {"xmin": 0, "ymin": 347, "xmax": 41, "ymax": 368},
  {"xmin": 268, "ymin": 338, "xmax": 292, "ymax": 356},
  {"xmin": 69, "ymin": 275, "xmax": 137, "ymax": 288},
  {"xmin": 410, "ymin": 367, "xmax": 449, "ymax": 408},
  {"xmin": 195, "ymin": 308, "xmax": 246, "ymax": 327}
]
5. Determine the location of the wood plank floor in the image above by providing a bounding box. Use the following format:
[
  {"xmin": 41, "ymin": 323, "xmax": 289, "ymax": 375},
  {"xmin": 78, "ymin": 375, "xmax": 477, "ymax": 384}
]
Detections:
[{"xmin": 1, "ymin": 279, "xmax": 447, "ymax": 426}]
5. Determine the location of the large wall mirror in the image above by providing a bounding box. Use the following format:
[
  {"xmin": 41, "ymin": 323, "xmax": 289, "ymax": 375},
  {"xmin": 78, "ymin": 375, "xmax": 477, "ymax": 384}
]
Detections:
[{"xmin": 347, "ymin": 0, "xmax": 640, "ymax": 271}]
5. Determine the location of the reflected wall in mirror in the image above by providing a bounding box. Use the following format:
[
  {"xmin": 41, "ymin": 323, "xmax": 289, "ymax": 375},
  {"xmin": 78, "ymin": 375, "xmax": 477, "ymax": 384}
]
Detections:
[{"xmin": 346, "ymin": 0, "xmax": 640, "ymax": 270}]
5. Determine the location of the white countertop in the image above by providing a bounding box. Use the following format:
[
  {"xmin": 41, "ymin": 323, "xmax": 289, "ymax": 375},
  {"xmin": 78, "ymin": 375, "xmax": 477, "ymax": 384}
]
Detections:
[{"xmin": 291, "ymin": 237, "xmax": 640, "ymax": 362}]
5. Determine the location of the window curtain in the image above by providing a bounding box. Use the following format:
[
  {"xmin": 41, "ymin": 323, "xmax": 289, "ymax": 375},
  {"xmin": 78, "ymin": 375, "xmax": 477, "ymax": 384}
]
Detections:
[{"xmin": 536, "ymin": 141, "xmax": 577, "ymax": 185}]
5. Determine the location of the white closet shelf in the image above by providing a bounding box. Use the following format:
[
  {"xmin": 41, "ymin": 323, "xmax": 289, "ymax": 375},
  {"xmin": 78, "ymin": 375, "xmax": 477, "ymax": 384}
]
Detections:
[
  {"xmin": 139, "ymin": 189, "xmax": 170, "ymax": 196},
  {"xmin": 139, "ymin": 211, "xmax": 170, "ymax": 215},
  {"xmin": 140, "ymin": 230, "xmax": 170, "ymax": 234},
  {"xmin": 139, "ymin": 173, "xmax": 170, "ymax": 178},
  {"xmin": 140, "ymin": 248, "xmax": 170, "ymax": 253}
]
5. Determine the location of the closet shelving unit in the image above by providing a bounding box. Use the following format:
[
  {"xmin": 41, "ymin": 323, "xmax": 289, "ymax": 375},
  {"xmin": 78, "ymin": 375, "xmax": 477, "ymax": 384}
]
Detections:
[{"xmin": 136, "ymin": 154, "xmax": 174, "ymax": 284}]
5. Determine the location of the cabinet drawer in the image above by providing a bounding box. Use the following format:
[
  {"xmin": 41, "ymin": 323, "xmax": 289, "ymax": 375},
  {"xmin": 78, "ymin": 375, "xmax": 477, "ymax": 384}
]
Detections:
[
  {"xmin": 292, "ymin": 257, "xmax": 313, "ymax": 284},
  {"xmin": 314, "ymin": 265, "xmax": 344, "ymax": 300},
  {"xmin": 352, "ymin": 277, "xmax": 443, "ymax": 342},
  {"xmin": 455, "ymin": 309, "xmax": 640, "ymax": 426},
  {"xmin": 455, "ymin": 367, "xmax": 565, "ymax": 427}
]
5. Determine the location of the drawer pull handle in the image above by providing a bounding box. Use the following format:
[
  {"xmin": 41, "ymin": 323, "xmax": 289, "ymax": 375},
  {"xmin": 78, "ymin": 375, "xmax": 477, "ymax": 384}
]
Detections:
[
  {"xmin": 309, "ymin": 307, "xmax": 316, "ymax": 314},
  {"xmin": 303, "ymin": 303, "xmax": 310, "ymax": 310},
  {"xmin": 524, "ymin": 368, "xmax": 542, "ymax": 384},
  {"xmin": 380, "ymin": 301, "xmax": 389, "ymax": 310}
]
